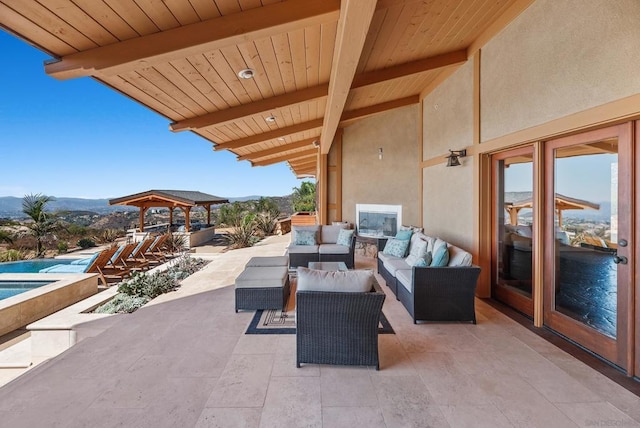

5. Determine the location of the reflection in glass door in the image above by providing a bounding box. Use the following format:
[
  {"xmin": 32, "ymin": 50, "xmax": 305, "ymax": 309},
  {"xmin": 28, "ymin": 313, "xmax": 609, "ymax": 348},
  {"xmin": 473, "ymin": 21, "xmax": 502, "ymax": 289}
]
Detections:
[
  {"xmin": 544, "ymin": 124, "xmax": 631, "ymax": 370},
  {"xmin": 492, "ymin": 147, "xmax": 534, "ymax": 317}
]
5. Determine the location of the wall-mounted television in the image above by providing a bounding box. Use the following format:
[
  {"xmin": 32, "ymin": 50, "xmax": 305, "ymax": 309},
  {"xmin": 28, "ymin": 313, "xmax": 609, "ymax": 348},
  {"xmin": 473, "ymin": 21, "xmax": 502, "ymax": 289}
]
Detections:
[{"xmin": 356, "ymin": 204, "xmax": 402, "ymax": 238}]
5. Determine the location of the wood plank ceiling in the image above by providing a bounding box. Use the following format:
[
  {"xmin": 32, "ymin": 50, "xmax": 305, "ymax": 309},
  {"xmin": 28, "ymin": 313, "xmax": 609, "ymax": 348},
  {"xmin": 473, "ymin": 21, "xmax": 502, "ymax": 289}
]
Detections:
[{"xmin": 1, "ymin": 0, "xmax": 519, "ymax": 177}]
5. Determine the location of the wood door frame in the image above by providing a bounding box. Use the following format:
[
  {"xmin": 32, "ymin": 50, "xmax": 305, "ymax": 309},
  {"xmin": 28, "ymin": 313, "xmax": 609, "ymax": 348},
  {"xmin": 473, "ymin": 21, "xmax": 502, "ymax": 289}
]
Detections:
[
  {"xmin": 491, "ymin": 145, "xmax": 535, "ymax": 317},
  {"xmin": 543, "ymin": 123, "xmax": 633, "ymax": 372}
]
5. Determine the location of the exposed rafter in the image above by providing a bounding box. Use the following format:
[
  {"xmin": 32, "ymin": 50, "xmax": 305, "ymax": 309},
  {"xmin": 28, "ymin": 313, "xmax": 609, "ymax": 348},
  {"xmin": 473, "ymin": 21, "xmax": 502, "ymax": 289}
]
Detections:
[
  {"xmin": 289, "ymin": 160, "xmax": 317, "ymax": 169},
  {"xmin": 213, "ymin": 119, "xmax": 324, "ymax": 151},
  {"xmin": 171, "ymin": 85, "xmax": 329, "ymax": 132},
  {"xmin": 319, "ymin": 0, "xmax": 377, "ymax": 154},
  {"xmin": 252, "ymin": 149, "xmax": 318, "ymax": 167},
  {"xmin": 45, "ymin": 0, "xmax": 340, "ymax": 79},
  {"xmin": 340, "ymin": 95, "xmax": 419, "ymax": 125},
  {"xmin": 351, "ymin": 50, "xmax": 467, "ymax": 89},
  {"xmin": 236, "ymin": 138, "xmax": 317, "ymax": 161}
]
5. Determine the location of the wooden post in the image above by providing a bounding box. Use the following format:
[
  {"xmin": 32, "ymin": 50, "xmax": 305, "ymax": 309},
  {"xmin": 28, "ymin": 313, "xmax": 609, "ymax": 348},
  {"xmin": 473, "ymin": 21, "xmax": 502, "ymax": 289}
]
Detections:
[
  {"xmin": 139, "ymin": 207, "xmax": 148, "ymax": 232},
  {"xmin": 169, "ymin": 207, "xmax": 173, "ymax": 229},
  {"xmin": 206, "ymin": 204, "xmax": 211, "ymax": 225},
  {"xmin": 185, "ymin": 207, "xmax": 191, "ymax": 232}
]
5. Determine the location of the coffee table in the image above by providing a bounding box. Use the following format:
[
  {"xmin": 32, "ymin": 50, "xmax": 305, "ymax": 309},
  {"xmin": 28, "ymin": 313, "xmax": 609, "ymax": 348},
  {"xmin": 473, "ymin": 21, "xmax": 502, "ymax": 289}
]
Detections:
[{"xmin": 308, "ymin": 261, "xmax": 348, "ymax": 271}]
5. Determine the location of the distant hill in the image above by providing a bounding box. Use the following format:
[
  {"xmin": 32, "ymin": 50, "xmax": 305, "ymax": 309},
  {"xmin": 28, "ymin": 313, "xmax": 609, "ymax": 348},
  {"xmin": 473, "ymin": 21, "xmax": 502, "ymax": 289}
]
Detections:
[{"xmin": 0, "ymin": 194, "xmax": 295, "ymax": 218}]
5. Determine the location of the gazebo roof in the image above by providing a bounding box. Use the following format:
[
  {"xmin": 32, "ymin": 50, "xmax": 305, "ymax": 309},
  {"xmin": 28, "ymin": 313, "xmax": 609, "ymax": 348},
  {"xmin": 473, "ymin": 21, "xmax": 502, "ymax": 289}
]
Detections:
[{"xmin": 109, "ymin": 190, "xmax": 229, "ymax": 208}]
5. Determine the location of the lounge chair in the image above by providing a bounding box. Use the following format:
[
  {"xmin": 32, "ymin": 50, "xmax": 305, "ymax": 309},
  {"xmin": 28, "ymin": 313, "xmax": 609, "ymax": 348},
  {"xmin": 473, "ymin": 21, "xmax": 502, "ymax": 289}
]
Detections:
[
  {"xmin": 125, "ymin": 238, "xmax": 155, "ymax": 270},
  {"xmin": 143, "ymin": 234, "xmax": 170, "ymax": 264},
  {"xmin": 40, "ymin": 247, "xmax": 125, "ymax": 286}
]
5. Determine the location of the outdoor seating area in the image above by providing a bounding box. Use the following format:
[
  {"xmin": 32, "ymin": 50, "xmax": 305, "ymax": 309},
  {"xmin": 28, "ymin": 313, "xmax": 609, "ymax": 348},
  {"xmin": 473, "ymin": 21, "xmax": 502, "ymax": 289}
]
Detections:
[
  {"xmin": 286, "ymin": 225, "xmax": 356, "ymax": 269},
  {"xmin": 1, "ymin": 234, "xmax": 639, "ymax": 427}
]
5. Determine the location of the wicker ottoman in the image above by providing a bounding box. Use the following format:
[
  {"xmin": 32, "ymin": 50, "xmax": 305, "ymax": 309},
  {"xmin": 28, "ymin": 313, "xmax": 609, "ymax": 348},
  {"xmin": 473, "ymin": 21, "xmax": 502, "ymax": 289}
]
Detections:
[
  {"xmin": 235, "ymin": 266, "xmax": 290, "ymax": 312},
  {"xmin": 245, "ymin": 256, "xmax": 289, "ymax": 268}
]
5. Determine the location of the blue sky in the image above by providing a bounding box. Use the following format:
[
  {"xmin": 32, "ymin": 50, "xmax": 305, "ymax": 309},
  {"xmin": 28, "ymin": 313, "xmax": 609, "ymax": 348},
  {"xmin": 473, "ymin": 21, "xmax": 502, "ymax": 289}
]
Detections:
[{"xmin": 0, "ymin": 30, "xmax": 305, "ymax": 199}]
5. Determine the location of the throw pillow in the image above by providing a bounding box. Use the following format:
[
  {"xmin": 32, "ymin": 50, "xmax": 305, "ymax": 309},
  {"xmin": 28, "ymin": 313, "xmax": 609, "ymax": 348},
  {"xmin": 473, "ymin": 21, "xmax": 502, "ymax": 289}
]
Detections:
[
  {"xmin": 430, "ymin": 239, "xmax": 449, "ymax": 266},
  {"xmin": 382, "ymin": 238, "xmax": 410, "ymax": 258},
  {"xmin": 395, "ymin": 230, "xmax": 413, "ymax": 240},
  {"xmin": 294, "ymin": 230, "xmax": 317, "ymax": 246},
  {"xmin": 412, "ymin": 253, "xmax": 431, "ymax": 267},
  {"xmin": 336, "ymin": 228, "xmax": 355, "ymax": 246},
  {"xmin": 297, "ymin": 267, "xmax": 373, "ymax": 293}
]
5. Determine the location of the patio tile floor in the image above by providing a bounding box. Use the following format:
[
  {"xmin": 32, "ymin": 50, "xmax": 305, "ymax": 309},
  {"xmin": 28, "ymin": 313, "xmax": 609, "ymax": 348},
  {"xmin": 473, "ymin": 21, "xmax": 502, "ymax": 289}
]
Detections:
[{"xmin": 0, "ymin": 234, "xmax": 639, "ymax": 427}]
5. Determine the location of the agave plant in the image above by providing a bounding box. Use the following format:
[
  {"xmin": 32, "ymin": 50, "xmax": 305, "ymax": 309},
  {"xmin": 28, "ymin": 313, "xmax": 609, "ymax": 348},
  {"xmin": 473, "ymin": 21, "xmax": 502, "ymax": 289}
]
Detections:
[
  {"xmin": 164, "ymin": 233, "xmax": 187, "ymax": 254},
  {"xmin": 225, "ymin": 213, "xmax": 258, "ymax": 249}
]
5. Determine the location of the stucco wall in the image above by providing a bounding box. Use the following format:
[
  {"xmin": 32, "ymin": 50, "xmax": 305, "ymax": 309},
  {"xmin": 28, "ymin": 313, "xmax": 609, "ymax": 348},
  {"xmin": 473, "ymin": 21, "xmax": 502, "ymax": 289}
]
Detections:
[
  {"xmin": 481, "ymin": 0, "xmax": 640, "ymax": 142},
  {"xmin": 423, "ymin": 61, "xmax": 474, "ymax": 159},
  {"xmin": 422, "ymin": 61, "xmax": 475, "ymax": 250},
  {"xmin": 342, "ymin": 105, "xmax": 420, "ymax": 227}
]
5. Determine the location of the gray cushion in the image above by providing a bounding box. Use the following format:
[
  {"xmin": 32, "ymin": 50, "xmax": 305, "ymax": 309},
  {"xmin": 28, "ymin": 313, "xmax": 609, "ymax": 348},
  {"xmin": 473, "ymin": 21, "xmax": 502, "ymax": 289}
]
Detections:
[
  {"xmin": 320, "ymin": 224, "xmax": 347, "ymax": 244},
  {"xmin": 447, "ymin": 245, "xmax": 472, "ymax": 267},
  {"xmin": 296, "ymin": 267, "xmax": 373, "ymax": 293},
  {"xmin": 395, "ymin": 269, "xmax": 413, "ymax": 292},
  {"xmin": 235, "ymin": 266, "xmax": 288, "ymax": 289},
  {"xmin": 318, "ymin": 244, "xmax": 350, "ymax": 255},
  {"xmin": 383, "ymin": 258, "xmax": 411, "ymax": 276},
  {"xmin": 377, "ymin": 252, "xmax": 402, "ymax": 264},
  {"xmin": 245, "ymin": 256, "xmax": 289, "ymax": 267},
  {"xmin": 287, "ymin": 244, "xmax": 319, "ymax": 254}
]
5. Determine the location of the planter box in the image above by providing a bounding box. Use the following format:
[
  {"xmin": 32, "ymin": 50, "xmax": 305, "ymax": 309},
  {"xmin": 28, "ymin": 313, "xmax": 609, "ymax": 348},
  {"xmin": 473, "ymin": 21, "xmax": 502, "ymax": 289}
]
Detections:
[{"xmin": 291, "ymin": 212, "xmax": 317, "ymax": 226}]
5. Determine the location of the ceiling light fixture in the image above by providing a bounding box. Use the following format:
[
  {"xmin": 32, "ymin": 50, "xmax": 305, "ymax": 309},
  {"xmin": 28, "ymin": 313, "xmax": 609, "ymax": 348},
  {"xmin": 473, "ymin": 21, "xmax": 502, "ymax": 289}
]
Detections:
[
  {"xmin": 265, "ymin": 115, "xmax": 276, "ymax": 123},
  {"xmin": 237, "ymin": 68, "xmax": 255, "ymax": 79}
]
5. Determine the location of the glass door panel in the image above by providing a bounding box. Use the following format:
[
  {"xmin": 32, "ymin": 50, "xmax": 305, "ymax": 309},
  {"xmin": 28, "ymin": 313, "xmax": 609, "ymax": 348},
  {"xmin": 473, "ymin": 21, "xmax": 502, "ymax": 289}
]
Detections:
[
  {"xmin": 493, "ymin": 147, "xmax": 534, "ymax": 316},
  {"xmin": 544, "ymin": 124, "xmax": 631, "ymax": 370}
]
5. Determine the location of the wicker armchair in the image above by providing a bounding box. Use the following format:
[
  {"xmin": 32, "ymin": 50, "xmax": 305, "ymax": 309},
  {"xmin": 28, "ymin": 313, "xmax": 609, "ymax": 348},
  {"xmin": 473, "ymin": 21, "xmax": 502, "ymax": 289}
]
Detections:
[
  {"xmin": 396, "ymin": 266, "xmax": 481, "ymax": 324},
  {"xmin": 296, "ymin": 279, "xmax": 385, "ymax": 370}
]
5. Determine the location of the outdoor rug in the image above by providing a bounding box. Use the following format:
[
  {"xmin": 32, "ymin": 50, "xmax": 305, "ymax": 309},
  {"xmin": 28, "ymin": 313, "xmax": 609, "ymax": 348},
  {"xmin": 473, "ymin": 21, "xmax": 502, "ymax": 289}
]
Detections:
[{"xmin": 245, "ymin": 278, "xmax": 394, "ymax": 335}]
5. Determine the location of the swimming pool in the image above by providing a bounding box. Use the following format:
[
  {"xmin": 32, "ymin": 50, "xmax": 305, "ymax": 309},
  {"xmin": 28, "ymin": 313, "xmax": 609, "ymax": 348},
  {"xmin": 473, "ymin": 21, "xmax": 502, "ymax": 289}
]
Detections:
[
  {"xmin": 0, "ymin": 259, "xmax": 72, "ymax": 274},
  {"xmin": 0, "ymin": 280, "xmax": 54, "ymax": 300}
]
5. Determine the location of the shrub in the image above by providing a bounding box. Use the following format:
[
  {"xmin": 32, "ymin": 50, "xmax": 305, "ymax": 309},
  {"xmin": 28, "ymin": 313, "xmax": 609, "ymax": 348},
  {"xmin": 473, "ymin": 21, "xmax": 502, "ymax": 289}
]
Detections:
[
  {"xmin": 225, "ymin": 214, "xmax": 258, "ymax": 249},
  {"xmin": 164, "ymin": 233, "xmax": 187, "ymax": 253},
  {"xmin": 0, "ymin": 249, "xmax": 25, "ymax": 262},
  {"xmin": 57, "ymin": 241, "xmax": 68, "ymax": 254},
  {"xmin": 77, "ymin": 238, "xmax": 96, "ymax": 249},
  {"xmin": 118, "ymin": 270, "xmax": 178, "ymax": 299},
  {"xmin": 94, "ymin": 294, "xmax": 150, "ymax": 314},
  {"xmin": 98, "ymin": 229, "xmax": 122, "ymax": 244}
]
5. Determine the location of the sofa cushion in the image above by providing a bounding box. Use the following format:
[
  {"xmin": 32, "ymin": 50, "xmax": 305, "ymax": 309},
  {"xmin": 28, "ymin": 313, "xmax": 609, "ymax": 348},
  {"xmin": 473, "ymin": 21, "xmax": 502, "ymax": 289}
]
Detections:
[
  {"xmin": 297, "ymin": 267, "xmax": 373, "ymax": 293},
  {"xmin": 395, "ymin": 229, "xmax": 413, "ymax": 240},
  {"xmin": 294, "ymin": 230, "xmax": 317, "ymax": 245},
  {"xmin": 383, "ymin": 258, "xmax": 411, "ymax": 276},
  {"xmin": 288, "ymin": 244, "xmax": 319, "ymax": 254},
  {"xmin": 318, "ymin": 244, "xmax": 350, "ymax": 255},
  {"xmin": 321, "ymin": 224, "xmax": 348, "ymax": 244},
  {"xmin": 430, "ymin": 239, "xmax": 449, "ymax": 267},
  {"xmin": 447, "ymin": 245, "xmax": 472, "ymax": 267},
  {"xmin": 377, "ymin": 251, "xmax": 402, "ymax": 264},
  {"xmin": 396, "ymin": 269, "xmax": 413, "ymax": 292},
  {"xmin": 235, "ymin": 266, "xmax": 288, "ymax": 288},
  {"xmin": 383, "ymin": 238, "xmax": 410, "ymax": 258},
  {"xmin": 400, "ymin": 225, "xmax": 423, "ymax": 234},
  {"xmin": 336, "ymin": 228, "xmax": 354, "ymax": 246},
  {"xmin": 245, "ymin": 256, "xmax": 289, "ymax": 267}
]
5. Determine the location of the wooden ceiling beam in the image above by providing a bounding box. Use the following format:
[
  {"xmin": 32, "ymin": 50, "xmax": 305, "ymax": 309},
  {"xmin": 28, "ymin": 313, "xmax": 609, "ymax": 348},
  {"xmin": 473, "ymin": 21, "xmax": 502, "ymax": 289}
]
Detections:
[
  {"xmin": 339, "ymin": 95, "xmax": 419, "ymax": 125},
  {"xmin": 45, "ymin": 0, "xmax": 340, "ymax": 80},
  {"xmin": 213, "ymin": 119, "xmax": 323, "ymax": 151},
  {"xmin": 236, "ymin": 138, "xmax": 317, "ymax": 161},
  {"xmin": 171, "ymin": 84, "xmax": 329, "ymax": 132},
  {"xmin": 289, "ymin": 159, "xmax": 317, "ymax": 169},
  {"xmin": 252, "ymin": 149, "xmax": 318, "ymax": 167},
  {"xmin": 351, "ymin": 49, "xmax": 468, "ymax": 89},
  {"xmin": 319, "ymin": 0, "xmax": 377, "ymax": 154}
]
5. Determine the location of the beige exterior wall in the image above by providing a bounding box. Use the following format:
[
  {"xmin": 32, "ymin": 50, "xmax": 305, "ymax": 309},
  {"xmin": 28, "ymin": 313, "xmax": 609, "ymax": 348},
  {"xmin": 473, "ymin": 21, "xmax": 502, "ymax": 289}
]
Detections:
[
  {"xmin": 342, "ymin": 105, "xmax": 421, "ymax": 227},
  {"xmin": 422, "ymin": 61, "xmax": 475, "ymax": 250},
  {"xmin": 481, "ymin": 0, "xmax": 640, "ymax": 142},
  {"xmin": 423, "ymin": 61, "xmax": 474, "ymax": 159}
]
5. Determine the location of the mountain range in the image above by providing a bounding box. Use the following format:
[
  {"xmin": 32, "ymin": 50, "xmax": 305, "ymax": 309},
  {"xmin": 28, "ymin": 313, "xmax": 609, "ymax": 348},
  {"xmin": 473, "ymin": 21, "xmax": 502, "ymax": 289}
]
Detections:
[{"xmin": 0, "ymin": 195, "xmax": 274, "ymax": 218}]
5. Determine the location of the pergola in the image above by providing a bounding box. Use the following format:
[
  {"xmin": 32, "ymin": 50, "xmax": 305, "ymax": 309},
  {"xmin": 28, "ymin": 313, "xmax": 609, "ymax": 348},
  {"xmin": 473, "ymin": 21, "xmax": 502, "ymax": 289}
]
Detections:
[
  {"xmin": 109, "ymin": 190, "xmax": 229, "ymax": 232},
  {"xmin": 505, "ymin": 193, "xmax": 600, "ymax": 227}
]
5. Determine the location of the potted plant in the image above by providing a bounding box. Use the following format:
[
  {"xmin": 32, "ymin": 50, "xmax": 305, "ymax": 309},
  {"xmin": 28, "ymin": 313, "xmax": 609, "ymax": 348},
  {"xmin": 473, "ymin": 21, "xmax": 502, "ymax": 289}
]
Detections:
[{"xmin": 291, "ymin": 181, "xmax": 317, "ymax": 226}]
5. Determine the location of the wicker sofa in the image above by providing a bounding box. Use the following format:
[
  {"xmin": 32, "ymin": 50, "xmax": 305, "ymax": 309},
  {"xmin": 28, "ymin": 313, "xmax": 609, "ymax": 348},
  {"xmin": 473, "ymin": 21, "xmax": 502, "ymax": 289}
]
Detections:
[
  {"xmin": 377, "ymin": 232, "xmax": 480, "ymax": 324},
  {"xmin": 287, "ymin": 225, "xmax": 356, "ymax": 269},
  {"xmin": 295, "ymin": 267, "xmax": 385, "ymax": 370}
]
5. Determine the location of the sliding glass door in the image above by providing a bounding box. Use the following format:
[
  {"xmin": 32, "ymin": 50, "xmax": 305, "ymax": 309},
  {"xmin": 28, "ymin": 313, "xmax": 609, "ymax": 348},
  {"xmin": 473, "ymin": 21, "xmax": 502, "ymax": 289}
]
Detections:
[
  {"xmin": 543, "ymin": 124, "xmax": 632, "ymax": 370},
  {"xmin": 492, "ymin": 147, "xmax": 535, "ymax": 317}
]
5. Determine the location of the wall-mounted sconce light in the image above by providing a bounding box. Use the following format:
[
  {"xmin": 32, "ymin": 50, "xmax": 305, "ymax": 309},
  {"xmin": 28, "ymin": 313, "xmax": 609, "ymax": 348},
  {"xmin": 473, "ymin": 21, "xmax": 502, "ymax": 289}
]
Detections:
[
  {"xmin": 378, "ymin": 147, "xmax": 383, "ymax": 160},
  {"xmin": 312, "ymin": 140, "xmax": 320, "ymax": 148},
  {"xmin": 445, "ymin": 149, "xmax": 467, "ymax": 167}
]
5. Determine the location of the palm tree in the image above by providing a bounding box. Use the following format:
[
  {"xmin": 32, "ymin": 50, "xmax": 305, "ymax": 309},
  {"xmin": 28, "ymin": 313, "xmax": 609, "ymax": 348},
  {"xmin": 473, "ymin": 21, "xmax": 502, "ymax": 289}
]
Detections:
[{"xmin": 22, "ymin": 193, "xmax": 59, "ymax": 257}]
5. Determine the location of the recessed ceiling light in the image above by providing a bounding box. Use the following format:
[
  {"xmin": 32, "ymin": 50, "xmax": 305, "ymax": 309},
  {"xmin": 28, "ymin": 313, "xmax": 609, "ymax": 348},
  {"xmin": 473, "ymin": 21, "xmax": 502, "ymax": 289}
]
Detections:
[
  {"xmin": 237, "ymin": 68, "xmax": 255, "ymax": 79},
  {"xmin": 278, "ymin": 137, "xmax": 285, "ymax": 141},
  {"xmin": 265, "ymin": 115, "xmax": 276, "ymax": 123}
]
